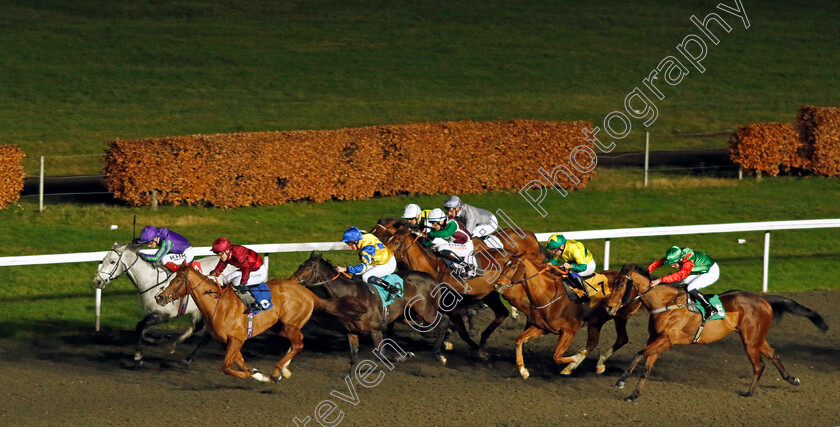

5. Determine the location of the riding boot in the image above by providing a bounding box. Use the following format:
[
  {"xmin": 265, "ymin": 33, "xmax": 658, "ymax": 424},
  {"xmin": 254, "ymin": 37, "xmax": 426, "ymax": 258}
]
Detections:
[
  {"xmin": 370, "ymin": 276, "xmax": 399, "ymax": 299},
  {"xmin": 440, "ymin": 250, "xmax": 469, "ymax": 278},
  {"xmin": 689, "ymin": 289, "xmax": 717, "ymax": 321}
]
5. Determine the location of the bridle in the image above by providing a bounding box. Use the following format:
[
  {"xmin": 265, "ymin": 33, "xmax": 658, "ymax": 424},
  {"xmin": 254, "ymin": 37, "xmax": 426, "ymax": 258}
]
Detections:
[
  {"xmin": 293, "ymin": 260, "xmax": 351, "ymax": 288},
  {"xmin": 496, "ymin": 258, "xmax": 566, "ymax": 309},
  {"xmin": 97, "ymin": 247, "xmax": 167, "ymax": 294}
]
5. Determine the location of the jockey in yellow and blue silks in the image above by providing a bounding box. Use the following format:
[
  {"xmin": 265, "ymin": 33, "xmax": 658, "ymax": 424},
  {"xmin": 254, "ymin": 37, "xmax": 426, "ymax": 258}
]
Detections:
[
  {"xmin": 545, "ymin": 233, "xmax": 596, "ymax": 296},
  {"xmin": 335, "ymin": 226, "xmax": 400, "ymax": 297},
  {"xmin": 402, "ymin": 203, "xmax": 431, "ymax": 232},
  {"xmin": 648, "ymin": 246, "xmax": 720, "ymax": 321}
]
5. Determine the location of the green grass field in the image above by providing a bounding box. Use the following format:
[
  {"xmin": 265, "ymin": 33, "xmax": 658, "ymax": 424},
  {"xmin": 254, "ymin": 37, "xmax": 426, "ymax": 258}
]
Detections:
[
  {"xmin": 2, "ymin": 0, "xmax": 839, "ymax": 175},
  {"xmin": 1, "ymin": 169, "xmax": 838, "ymax": 337}
]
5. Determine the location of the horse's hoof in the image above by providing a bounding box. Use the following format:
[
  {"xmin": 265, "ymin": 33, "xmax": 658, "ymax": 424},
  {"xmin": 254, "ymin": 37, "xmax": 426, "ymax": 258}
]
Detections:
[
  {"xmin": 251, "ymin": 372, "xmax": 270, "ymax": 382},
  {"xmin": 444, "ymin": 342, "xmax": 454, "ymax": 351},
  {"xmin": 624, "ymin": 394, "xmax": 638, "ymax": 402},
  {"xmin": 615, "ymin": 380, "xmax": 625, "ymax": 389},
  {"xmin": 271, "ymin": 375, "xmax": 282, "ymax": 383},
  {"xmin": 790, "ymin": 377, "xmax": 801, "ymax": 386},
  {"xmin": 179, "ymin": 359, "xmax": 192, "ymax": 368},
  {"xmin": 438, "ymin": 355, "xmax": 447, "ymax": 366},
  {"xmin": 519, "ymin": 367, "xmax": 530, "ymax": 380},
  {"xmin": 476, "ymin": 349, "xmax": 489, "ymax": 361},
  {"xmin": 596, "ymin": 365, "xmax": 606, "ymax": 375},
  {"xmin": 168, "ymin": 346, "xmax": 177, "ymax": 355},
  {"xmin": 133, "ymin": 353, "xmax": 143, "ymax": 362},
  {"xmin": 281, "ymin": 368, "xmax": 292, "ymax": 379},
  {"xmin": 560, "ymin": 367, "xmax": 573, "ymax": 376}
]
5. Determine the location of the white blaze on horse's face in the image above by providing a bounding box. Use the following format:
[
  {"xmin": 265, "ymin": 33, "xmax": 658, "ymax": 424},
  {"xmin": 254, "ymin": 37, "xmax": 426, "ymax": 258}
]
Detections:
[{"xmin": 93, "ymin": 249, "xmax": 124, "ymax": 289}]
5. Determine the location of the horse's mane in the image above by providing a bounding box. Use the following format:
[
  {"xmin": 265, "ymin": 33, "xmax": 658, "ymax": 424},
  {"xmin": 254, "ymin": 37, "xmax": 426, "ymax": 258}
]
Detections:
[{"xmin": 620, "ymin": 263, "xmax": 652, "ymax": 280}]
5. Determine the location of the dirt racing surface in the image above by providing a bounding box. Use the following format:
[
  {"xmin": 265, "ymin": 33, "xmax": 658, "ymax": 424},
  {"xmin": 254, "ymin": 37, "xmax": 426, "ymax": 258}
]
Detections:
[{"xmin": 1, "ymin": 289, "xmax": 838, "ymax": 426}]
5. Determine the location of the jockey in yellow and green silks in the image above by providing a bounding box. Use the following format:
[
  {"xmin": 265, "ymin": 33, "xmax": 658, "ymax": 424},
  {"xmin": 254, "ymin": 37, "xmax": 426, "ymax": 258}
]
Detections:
[
  {"xmin": 545, "ymin": 233, "xmax": 596, "ymax": 297},
  {"xmin": 402, "ymin": 204, "xmax": 431, "ymax": 231}
]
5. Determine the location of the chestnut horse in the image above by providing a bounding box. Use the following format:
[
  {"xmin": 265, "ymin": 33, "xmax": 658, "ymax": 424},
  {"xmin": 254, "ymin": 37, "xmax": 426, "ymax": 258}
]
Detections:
[
  {"xmin": 605, "ymin": 264, "xmax": 828, "ymax": 401},
  {"xmin": 496, "ymin": 256, "xmax": 642, "ymax": 378},
  {"xmin": 373, "ymin": 218, "xmax": 545, "ymax": 266},
  {"xmin": 377, "ymin": 227, "xmax": 534, "ymax": 358},
  {"xmin": 155, "ymin": 264, "xmax": 365, "ymax": 382},
  {"xmin": 291, "ymin": 252, "xmax": 452, "ymax": 365}
]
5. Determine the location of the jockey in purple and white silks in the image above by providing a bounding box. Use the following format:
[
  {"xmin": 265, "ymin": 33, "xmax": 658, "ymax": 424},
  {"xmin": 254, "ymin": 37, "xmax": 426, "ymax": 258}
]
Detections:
[
  {"xmin": 136, "ymin": 226, "xmax": 194, "ymax": 271},
  {"xmin": 443, "ymin": 195, "xmax": 498, "ymax": 238}
]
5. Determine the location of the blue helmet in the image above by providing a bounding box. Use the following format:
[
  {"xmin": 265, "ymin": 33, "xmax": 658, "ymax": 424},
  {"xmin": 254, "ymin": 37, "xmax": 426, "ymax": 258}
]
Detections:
[
  {"xmin": 138, "ymin": 226, "xmax": 159, "ymax": 243},
  {"xmin": 341, "ymin": 226, "xmax": 363, "ymax": 243}
]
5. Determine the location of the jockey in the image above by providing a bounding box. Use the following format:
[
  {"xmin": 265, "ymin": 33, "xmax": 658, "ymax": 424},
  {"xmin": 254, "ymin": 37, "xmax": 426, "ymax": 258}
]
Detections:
[
  {"xmin": 209, "ymin": 237, "xmax": 268, "ymax": 314},
  {"xmin": 425, "ymin": 208, "xmax": 476, "ymax": 278},
  {"xmin": 136, "ymin": 225, "xmax": 194, "ymax": 272},
  {"xmin": 443, "ymin": 195, "xmax": 498, "ymax": 238},
  {"xmin": 648, "ymin": 246, "xmax": 720, "ymax": 321},
  {"xmin": 545, "ymin": 233, "xmax": 596, "ymax": 295},
  {"xmin": 402, "ymin": 203, "xmax": 431, "ymax": 231},
  {"xmin": 335, "ymin": 227, "xmax": 400, "ymax": 297}
]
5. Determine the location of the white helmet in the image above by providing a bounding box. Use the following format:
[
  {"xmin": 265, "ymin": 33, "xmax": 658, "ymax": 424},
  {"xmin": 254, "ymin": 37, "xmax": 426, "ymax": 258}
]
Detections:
[
  {"xmin": 402, "ymin": 203, "xmax": 421, "ymax": 219},
  {"xmin": 427, "ymin": 208, "xmax": 447, "ymax": 223},
  {"xmin": 443, "ymin": 195, "xmax": 463, "ymax": 209}
]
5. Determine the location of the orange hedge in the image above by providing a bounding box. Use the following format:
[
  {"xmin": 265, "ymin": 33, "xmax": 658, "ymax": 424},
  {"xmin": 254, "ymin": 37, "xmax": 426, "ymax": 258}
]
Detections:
[
  {"xmin": 105, "ymin": 120, "xmax": 595, "ymax": 208},
  {"xmin": 729, "ymin": 123, "xmax": 802, "ymax": 176},
  {"xmin": 797, "ymin": 105, "xmax": 840, "ymax": 177},
  {"xmin": 0, "ymin": 145, "xmax": 25, "ymax": 209}
]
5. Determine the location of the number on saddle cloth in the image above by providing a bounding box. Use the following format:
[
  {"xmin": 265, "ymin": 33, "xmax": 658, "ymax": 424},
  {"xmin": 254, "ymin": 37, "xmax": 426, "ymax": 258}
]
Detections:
[
  {"xmin": 689, "ymin": 293, "xmax": 726, "ymax": 320},
  {"xmin": 242, "ymin": 283, "xmax": 274, "ymax": 312}
]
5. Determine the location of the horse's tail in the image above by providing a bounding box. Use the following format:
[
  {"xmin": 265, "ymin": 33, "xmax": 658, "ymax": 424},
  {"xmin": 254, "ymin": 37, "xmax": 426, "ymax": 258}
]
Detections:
[
  {"xmin": 761, "ymin": 294, "xmax": 829, "ymax": 332},
  {"xmin": 312, "ymin": 295, "xmax": 367, "ymax": 324}
]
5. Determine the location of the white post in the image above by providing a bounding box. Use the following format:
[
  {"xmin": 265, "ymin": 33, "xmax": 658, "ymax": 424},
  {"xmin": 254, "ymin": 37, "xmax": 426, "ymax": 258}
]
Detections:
[
  {"xmin": 644, "ymin": 131, "xmax": 650, "ymax": 187},
  {"xmin": 264, "ymin": 254, "xmax": 269, "ymax": 272},
  {"xmin": 738, "ymin": 167, "xmax": 743, "ymax": 180},
  {"xmin": 95, "ymin": 288, "xmax": 102, "ymax": 332},
  {"xmin": 603, "ymin": 239, "xmax": 611, "ymax": 270},
  {"xmin": 39, "ymin": 156, "xmax": 44, "ymax": 212},
  {"xmin": 762, "ymin": 231, "xmax": 770, "ymax": 293}
]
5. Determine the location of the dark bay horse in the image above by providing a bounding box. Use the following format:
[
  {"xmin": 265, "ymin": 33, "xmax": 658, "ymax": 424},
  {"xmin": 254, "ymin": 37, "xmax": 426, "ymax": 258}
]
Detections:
[
  {"xmin": 496, "ymin": 256, "xmax": 642, "ymax": 378},
  {"xmin": 605, "ymin": 264, "xmax": 828, "ymax": 401},
  {"xmin": 374, "ymin": 226, "xmax": 529, "ymax": 358},
  {"xmin": 292, "ymin": 252, "xmax": 452, "ymax": 365},
  {"xmin": 155, "ymin": 264, "xmax": 365, "ymax": 382}
]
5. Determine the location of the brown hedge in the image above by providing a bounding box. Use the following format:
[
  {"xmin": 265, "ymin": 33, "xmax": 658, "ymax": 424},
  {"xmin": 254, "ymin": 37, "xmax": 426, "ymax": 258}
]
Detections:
[
  {"xmin": 797, "ymin": 105, "xmax": 840, "ymax": 177},
  {"xmin": 729, "ymin": 123, "xmax": 802, "ymax": 176},
  {"xmin": 0, "ymin": 145, "xmax": 25, "ymax": 209},
  {"xmin": 105, "ymin": 120, "xmax": 595, "ymax": 208}
]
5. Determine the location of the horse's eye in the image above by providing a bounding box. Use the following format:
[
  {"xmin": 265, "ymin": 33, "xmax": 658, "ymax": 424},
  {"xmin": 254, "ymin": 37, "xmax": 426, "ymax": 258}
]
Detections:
[{"xmin": 110, "ymin": 260, "xmax": 116, "ymax": 264}]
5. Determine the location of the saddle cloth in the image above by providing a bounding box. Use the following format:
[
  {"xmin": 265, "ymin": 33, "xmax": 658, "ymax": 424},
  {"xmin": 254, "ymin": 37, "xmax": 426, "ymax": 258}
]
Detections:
[
  {"xmin": 687, "ymin": 293, "xmax": 726, "ymax": 320},
  {"xmin": 368, "ymin": 274, "xmax": 405, "ymax": 308},
  {"xmin": 245, "ymin": 283, "xmax": 274, "ymax": 312}
]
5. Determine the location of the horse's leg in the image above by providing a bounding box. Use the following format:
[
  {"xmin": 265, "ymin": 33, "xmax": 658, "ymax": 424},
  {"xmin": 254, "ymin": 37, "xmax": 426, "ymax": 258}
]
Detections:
[
  {"xmin": 597, "ymin": 315, "xmax": 631, "ymax": 375},
  {"xmin": 515, "ymin": 325, "xmax": 546, "ymax": 380},
  {"xmin": 181, "ymin": 330, "xmax": 212, "ymax": 367},
  {"xmin": 760, "ymin": 340, "xmax": 799, "ymax": 386},
  {"xmin": 271, "ymin": 325, "xmax": 304, "ymax": 382},
  {"xmin": 555, "ymin": 329, "xmax": 583, "ymax": 375},
  {"xmin": 447, "ymin": 311, "xmax": 480, "ymax": 352},
  {"xmin": 386, "ymin": 321, "xmax": 396, "ymax": 340},
  {"xmin": 134, "ymin": 311, "xmax": 170, "ymax": 364},
  {"xmin": 476, "ymin": 293, "xmax": 510, "ymax": 357},
  {"xmin": 222, "ymin": 337, "xmax": 258, "ymax": 380},
  {"xmin": 347, "ymin": 333, "xmax": 360, "ymax": 373},
  {"xmin": 625, "ymin": 334, "xmax": 672, "ymax": 401},
  {"xmin": 167, "ymin": 313, "xmax": 202, "ymax": 354}
]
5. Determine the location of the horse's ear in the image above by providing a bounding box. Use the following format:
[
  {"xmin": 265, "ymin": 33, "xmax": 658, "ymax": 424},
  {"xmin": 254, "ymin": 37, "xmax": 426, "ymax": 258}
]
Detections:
[{"xmin": 309, "ymin": 251, "xmax": 317, "ymax": 260}]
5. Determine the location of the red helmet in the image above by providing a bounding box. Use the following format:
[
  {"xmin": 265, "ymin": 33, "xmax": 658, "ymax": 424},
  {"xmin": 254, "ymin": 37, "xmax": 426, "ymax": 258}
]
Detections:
[{"xmin": 211, "ymin": 237, "xmax": 232, "ymax": 253}]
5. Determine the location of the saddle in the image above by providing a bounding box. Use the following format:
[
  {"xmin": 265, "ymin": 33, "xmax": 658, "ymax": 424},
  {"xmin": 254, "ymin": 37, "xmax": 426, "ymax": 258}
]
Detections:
[
  {"xmin": 685, "ymin": 291, "xmax": 726, "ymax": 320},
  {"xmin": 235, "ymin": 283, "xmax": 274, "ymax": 313}
]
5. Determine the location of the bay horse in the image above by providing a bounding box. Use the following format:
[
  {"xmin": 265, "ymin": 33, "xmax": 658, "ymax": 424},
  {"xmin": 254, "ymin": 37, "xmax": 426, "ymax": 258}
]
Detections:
[
  {"xmin": 605, "ymin": 264, "xmax": 829, "ymax": 401},
  {"xmin": 291, "ymin": 252, "xmax": 451, "ymax": 365},
  {"xmin": 374, "ymin": 226, "xmax": 529, "ymax": 358},
  {"xmin": 155, "ymin": 263, "xmax": 365, "ymax": 382},
  {"xmin": 496, "ymin": 256, "xmax": 642, "ymax": 378},
  {"xmin": 92, "ymin": 242, "xmax": 236, "ymax": 365}
]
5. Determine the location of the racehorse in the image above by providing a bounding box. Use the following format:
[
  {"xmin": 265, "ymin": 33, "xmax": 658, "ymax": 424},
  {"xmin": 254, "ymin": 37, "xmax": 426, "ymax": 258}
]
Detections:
[
  {"xmin": 155, "ymin": 263, "xmax": 365, "ymax": 382},
  {"xmin": 292, "ymin": 252, "xmax": 451, "ymax": 365},
  {"xmin": 605, "ymin": 264, "xmax": 829, "ymax": 401},
  {"xmin": 92, "ymin": 242, "xmax": 235, "ymax": 365},
  {"xmin": 374, "ymin": 226, "xmax": 529, "ymax": 358},
  {"xmin": 373, "ymin": 218, "xmax": 545, "ymax": 265},
  {"xmin": 496, "ymin": 256, "xmax": 643, "ymax": 378}
]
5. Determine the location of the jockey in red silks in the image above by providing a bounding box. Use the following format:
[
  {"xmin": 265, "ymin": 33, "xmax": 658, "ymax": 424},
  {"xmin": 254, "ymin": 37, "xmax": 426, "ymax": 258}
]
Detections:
[
  {"xmin": 210, "ymin": 237, "xmax": 269, "ymax": 314},
  {"xmin": 136, "ymin": 225, "xmax": 194, "ymax": 271}
]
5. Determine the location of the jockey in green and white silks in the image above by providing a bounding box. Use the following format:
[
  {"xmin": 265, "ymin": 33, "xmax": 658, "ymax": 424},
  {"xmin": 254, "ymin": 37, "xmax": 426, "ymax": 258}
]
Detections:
[
  {"xmin": 545, "ymin": 233, "xmax": 596, "ymax": 276},
  {"xmin": 335, "ymin": 227, "xmax": 400, "ymax": 297},
  {"xmin": 425, "ymin": 208, "xmax": 477, "ymax": 278},
  {"xmin": 648, "ymin": 246, "xmax": 720, "ymax": 320}
]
